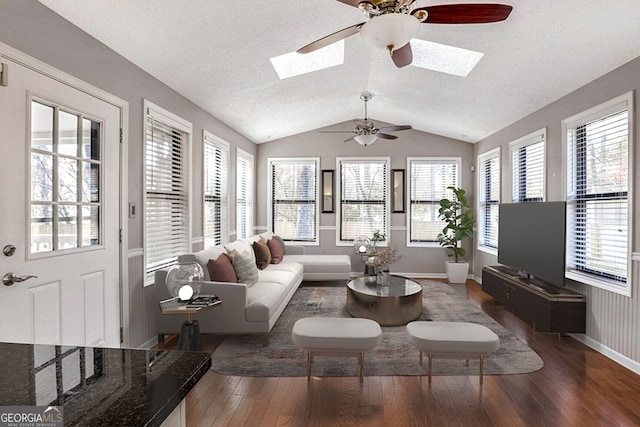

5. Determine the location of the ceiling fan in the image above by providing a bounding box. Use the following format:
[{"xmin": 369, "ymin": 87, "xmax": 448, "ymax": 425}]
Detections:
[
  {"xmin": 298, "ymin": 1, "xmax": 512, "ymax": 68},
  {"xmin": 321, "ymin": 92, "xmax": 412, "ymax": 147}
]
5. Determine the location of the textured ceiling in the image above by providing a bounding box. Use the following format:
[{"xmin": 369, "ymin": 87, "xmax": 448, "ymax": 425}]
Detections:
[{"xmin": 39, "ymin": 0, "xmax": 640, "ymax": 143}]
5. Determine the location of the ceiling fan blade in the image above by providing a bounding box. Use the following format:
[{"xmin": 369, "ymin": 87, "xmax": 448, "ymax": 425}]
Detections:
[
  {"xmin": 392, "ymin": 43, "xmax": 413, "ymax": 68},
  {"xmin": 336, "ymin": 0, "xmax": 361, "ymax": 7},
  {"xmin": 413, "ymin": 4, "xmax": 513, "ymax": 24},
  {"xmin": 377, "ymin": 133, "xmax": 398, "ymax": 140},
  {"xmin": 378, "ymin": 125, "xmax": 412, "ymax": 132},
  {"xmin": 319, "ymin": 130, "xmax": 356, "ymax": 134},
  {"xmin": 297, "ymin": 22, "xmax": 365, "ymax": 54},
  {"xmin": 344, "ymin": 136, "xmax": 356, "ymax": 143}
]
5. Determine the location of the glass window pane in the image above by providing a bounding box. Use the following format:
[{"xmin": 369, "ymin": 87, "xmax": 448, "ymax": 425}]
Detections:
[
  {"xmin": 82, "ymin": 118, "xmax": 101, "ymax": 160},
  {"xmin": 58, "ymin": 205, "xmax": 78, "ymax": 250},
  {"xmin": 83, "ymin": 162, "xmax": 100, "ymax": 203},
  {"xmin": 58, "ymin": 157, "xmax": 79, "ymax": 202},
  {"xmin": 31, "ymin": 101, "xmax": 54, "ymax": 152},
  {"xmin": 59, "ymin": 110, "xmax": 78, "ymax": 156},
  {"xmin": 31, "ymin": 205, "xmax": 53, "ymax": 253},
  {"xmin": 410, "ymin": 203, "xmax": 442, "ymax": 241},
  {"xmin": 341, "ymin": 204, "xmax": 385, "ymax": 240},
  {"xmin": 31, "ymin": 153, "xmax": 53, "ymax": 202},
  {"xmin": 82, "ymin": 206, "xmax": 100, "ymax": 247}
]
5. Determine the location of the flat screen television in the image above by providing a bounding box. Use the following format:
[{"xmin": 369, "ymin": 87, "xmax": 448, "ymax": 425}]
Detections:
[{"xmin": 497, "ymin": 201, "xmax": 566, "ymax": 287}]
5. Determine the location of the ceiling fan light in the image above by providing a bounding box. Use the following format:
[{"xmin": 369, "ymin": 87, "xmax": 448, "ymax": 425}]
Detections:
[
  {"xmin": 354, "ymin": 134, "xmax": 378, "ymax": 147},
  {"xmin": 360, "ymin": 13, "xmax": 420, "ymax": 52}
]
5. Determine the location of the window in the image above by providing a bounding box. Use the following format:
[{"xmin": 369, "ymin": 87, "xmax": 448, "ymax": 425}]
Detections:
[
  {"xmin": 269, "ymin": 158, "xmax": 318, "ymax": 243},
  {"xmin": 236, "ymin": 149, "xmax": 254, "ymax": 239},
  {"xmin": 144, "ymin": 101, "xmax": 192, "ymax": 284},
  {"xmin": 563, "ymin": 92, "xmax": 632, "ymax": 294},
  {"xmin": 478, "ymin": 148, "xmax": 500, "ymax": 253},
  {"xmin": 30, "ymin": 99, "xmax": 103, "ymax": 255},
  {"xmin": 203, "ymin": 131, "xmax": 229, "ymax": 247},
  {"xmin": 407, "ymin": 157, "xmax": 460, "ymax": 245},
  {"xmin": 510, "ymin": 129, "xmax": 545, "ymax": 202},
  {"xmin": 338, "ymin": 158, "xmax": 388, "ymax": 243}
]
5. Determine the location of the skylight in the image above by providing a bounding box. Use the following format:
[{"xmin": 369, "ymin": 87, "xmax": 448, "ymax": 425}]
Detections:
[
  {"xmin": 410, "ymin": 39, "xmax": 484, "ymax": 77},
  {"xmin": 270, "ymin": 41, "xmax": 344, "ymax": 80}
]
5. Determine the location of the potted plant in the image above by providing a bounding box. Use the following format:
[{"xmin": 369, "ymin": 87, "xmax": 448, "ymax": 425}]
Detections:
[
  {"xmin": 371, "ymin": 229, "xmax": 386, "ymax": 249},
  {"xmin": 437, "ymin": 186, "xmax": 474, "ymax": 284}
]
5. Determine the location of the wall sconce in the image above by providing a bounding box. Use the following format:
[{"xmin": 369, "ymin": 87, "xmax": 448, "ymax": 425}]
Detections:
[
  {"xmin": 392, "ymin": 169, "xmax": 405, "ymax": 213},
  {"xmin": 322, "ymin": 170, "xmax": 334, "ymax": 213}
]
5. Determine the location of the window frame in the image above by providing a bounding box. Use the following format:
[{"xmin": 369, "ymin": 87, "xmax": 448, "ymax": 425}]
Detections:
[
  {"xmin": 143, "ymin": 100, "xmax": 193, "ymax": 286},
  {"xmin": 28, "ymin": 96, "xmax": 105, "ymax": 258},
  {"xmin": 477, "ymin": 147, "xmax": 501, "ymax": 255},
  {"xmin": 562, "ymin": 91, "xmax": 634, "ymax": 296},
  {"xmin": 510, "ymin": 129, "xmax": 546, "ymax": 203},
  {"xmin": 406, "ymin": 157, "xmax": 461, "ymax": 247},
  {"xmin": 267, "ymin": 157, "xmax": 320, "ymax": 245},
  {"xmin": 335, "ymin": 157, "xmax": 390, "ymax": 246},
  {"xmin": 203, "ymin": 130, "xmax": 230, "ymax": 248},
  {"xmin": 236, "ymin": 148, "xmax": 254, "ymax": 240}
]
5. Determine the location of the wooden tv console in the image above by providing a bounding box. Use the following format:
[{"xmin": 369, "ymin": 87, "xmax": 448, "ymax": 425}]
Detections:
[{"xmin": 481, "ymin": 266, "xmax": 586, "ymax": 334}]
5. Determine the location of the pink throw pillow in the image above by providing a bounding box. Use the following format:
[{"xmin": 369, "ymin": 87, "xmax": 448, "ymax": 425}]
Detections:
[
  {"xmin": 266, "ymin": 238, "xmax": 284, "ymax": 264},
  {"xmin": 207, "ymin": 254, "xmax": 237, "ymax": 283}
]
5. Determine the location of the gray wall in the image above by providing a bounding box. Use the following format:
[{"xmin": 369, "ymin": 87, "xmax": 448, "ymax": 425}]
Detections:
[
  {"xmin": 256, "ymin": 124, "xmax": 475, "ymax": 275},
  {"xmin": 474, "ymin": 56, "xmax": 640, "ymax": 366},
  {"xmin": 0, "ymin": 1, "xmax": 256, "ymax": 347}
]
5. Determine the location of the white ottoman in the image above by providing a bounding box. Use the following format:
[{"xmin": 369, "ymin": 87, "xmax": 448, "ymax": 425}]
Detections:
[
  {"xmin": 406, "ymin": 321, "xmax": 500, "ymax": 384},
  {"xmin": 292, "ymin": 317, "xmax": 382, "ymax": 381}
]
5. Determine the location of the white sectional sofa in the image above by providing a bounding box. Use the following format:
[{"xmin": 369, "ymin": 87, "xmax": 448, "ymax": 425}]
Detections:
[{"xmin": 155, "ymin": 232, "xmax": 351, "ymax": 343}]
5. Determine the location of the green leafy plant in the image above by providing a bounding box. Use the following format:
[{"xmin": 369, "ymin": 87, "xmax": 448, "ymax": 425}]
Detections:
[
  {"xmin": 437, "ymin": 186, "xmax": 474, "ymax": 263},
  {"xmin": 372, "ymin": 229, "xmax": 387, "ymax": 244}
]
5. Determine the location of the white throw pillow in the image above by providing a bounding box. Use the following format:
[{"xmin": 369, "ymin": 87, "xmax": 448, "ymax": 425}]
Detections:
[{"xmin": 232, "ymin": 251, "xmax": 259, "ymax": 286}]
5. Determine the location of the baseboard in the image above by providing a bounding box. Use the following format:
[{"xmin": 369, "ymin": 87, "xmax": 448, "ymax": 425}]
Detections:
[
  {"xmin": 139, "ymin": 336, "xmax": 158, "ymax": 350},
  {"xmin": 349, "ymin": 271, "xmax": 449, "ymax": 280},
  {"xmin": 569, "ymin": 333, "xmax": 640, "ymax": 376}
]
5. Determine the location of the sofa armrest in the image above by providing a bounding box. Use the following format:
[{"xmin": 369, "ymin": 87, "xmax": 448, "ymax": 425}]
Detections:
[{"xmin": 286, "ymin": 245, "xmax": 305, "ymax": 255}]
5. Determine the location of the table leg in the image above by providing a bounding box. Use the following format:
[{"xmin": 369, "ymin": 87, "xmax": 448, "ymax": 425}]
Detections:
[{"xmin": 178, "ymin": 319, "xmax": 201, "ymax": 351}]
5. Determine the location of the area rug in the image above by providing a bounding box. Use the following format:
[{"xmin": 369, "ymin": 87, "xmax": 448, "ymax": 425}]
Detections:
[{"xmin": 210, "ymin": 281, "xmax": 544, "ymax": 377}]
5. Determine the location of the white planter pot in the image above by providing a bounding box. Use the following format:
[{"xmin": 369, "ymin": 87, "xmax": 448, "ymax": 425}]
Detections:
[{"xmin": 446, "ymin": 261, "xmax": 469, "ymax": 284}]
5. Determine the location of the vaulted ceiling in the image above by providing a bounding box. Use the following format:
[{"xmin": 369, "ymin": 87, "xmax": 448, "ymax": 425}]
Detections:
[{"xmin": 39, "ymin": 0, "xmax": 640, "ymax": 144}]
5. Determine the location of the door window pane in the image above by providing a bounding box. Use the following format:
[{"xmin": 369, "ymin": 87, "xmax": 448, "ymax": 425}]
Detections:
[
  {"xmin": 31, "ymin": 153, "xmax": 53, "ymax": 201},
  {"xmin": 82, "ymin": 118, "xmax": 100, "ymax": 160},
  {"xmin": 58, "ymin": 157, "xmax": 79, "ymax": 202},
  {"xmin": 31, "ymin": 102, "xmax": 53, "ymax": 151},
  {"xmin": 31, "ymin": 205, "xmax": 53, "ymax": 253},
  {"xmin": 58, "ymin": 205, "xmax": 78, "ymax": 250},
  {"xmin": 58, "ymin": 110, "xmax": 78, "ymax": 156}
]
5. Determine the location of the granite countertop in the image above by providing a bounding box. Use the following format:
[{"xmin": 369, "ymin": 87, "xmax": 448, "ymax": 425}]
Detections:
[{"xmin": 0, "ymin": 342, "xmax": 211, "ymax": 426}]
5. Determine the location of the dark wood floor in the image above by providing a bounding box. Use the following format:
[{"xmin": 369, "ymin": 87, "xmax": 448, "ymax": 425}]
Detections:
[{"xmin": 157, "ymin": 280, "xmax": 640, "ymax": 426}]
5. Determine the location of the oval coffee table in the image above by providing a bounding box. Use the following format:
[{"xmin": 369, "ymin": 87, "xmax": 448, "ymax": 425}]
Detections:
[{"xmin": 346, "ymin": 274, "xmax": 423, "ymax": 326}]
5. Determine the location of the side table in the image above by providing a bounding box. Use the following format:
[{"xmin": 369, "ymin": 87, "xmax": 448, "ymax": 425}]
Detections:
[{"xmin": 159, "ymin": 295, "xmax": 222, "ymax": 351}]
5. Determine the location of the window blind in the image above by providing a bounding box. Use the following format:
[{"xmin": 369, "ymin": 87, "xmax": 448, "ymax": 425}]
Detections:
[
  {"xmin": 511, "ymin": 131, "xmax": 545, "ymax": 202},
  {"xmin": 145, "ymin": 115, "xmax": 189, "ymax": 281},
  {"xmin": 270, "ymin": 158, "xmax": 318, "ymax": 242},
  {"xmin": 340, "ymin": 159, "xmax": 387, "ymax": 241},
  {"xmin": 478, "ymin": 149, "xmax": 500, "ymax": 249},
  {"xmin": 236, "ymin": 149, "xmax": 254, "ymax": 239},
  {"xmin": 409, "ymin": 158, "xmax": 459, "ymax": 242},
  {"xmin": 565, "ymin": 102, "xmax": 629, "ymax": 287},
  {"xmin": 204, "ymin": 133, "xmax": 229, "ymax": 248}
]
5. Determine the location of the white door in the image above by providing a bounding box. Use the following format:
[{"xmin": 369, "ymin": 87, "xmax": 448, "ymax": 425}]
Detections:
[{"xmin": 0, "ymin": 55, "xmax": 121, "ymax": 347}]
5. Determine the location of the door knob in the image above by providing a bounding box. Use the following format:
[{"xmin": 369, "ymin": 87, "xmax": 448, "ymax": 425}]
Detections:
[{"xmin": 2, "ymin": 273, "xmax": 37, "ymax": 286}]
